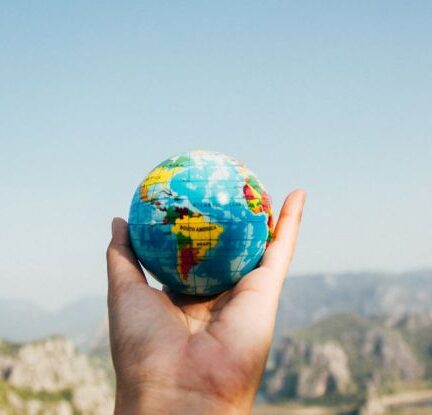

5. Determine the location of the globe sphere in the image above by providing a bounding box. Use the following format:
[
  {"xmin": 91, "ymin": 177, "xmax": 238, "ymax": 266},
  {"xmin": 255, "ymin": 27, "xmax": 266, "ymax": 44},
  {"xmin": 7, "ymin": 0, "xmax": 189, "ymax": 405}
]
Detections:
[{"xmin": 128, "ymin": 150, "xmax": 273, "ymax": 295}]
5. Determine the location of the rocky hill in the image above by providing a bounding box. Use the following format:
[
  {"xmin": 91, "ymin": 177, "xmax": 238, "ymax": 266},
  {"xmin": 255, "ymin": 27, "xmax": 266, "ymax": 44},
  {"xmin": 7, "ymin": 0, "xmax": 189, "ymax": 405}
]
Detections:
[
  {"xmin": 1, "ymin": 313, "xmax": 431, "ymax": 414},
  {"xmin": 262, "ymin": 312, "xmax": 432, "ymax": 404},
  {"xmin": 1, "ymin": 270, "xmax": 431, "ymax": 414},
  {"xmin": 275, "ymin": 269, "xmax": 432, "ymax": 341},
  {"xmin": 0, "ymin": 337, "xmax": 114, "ymax": 415}
]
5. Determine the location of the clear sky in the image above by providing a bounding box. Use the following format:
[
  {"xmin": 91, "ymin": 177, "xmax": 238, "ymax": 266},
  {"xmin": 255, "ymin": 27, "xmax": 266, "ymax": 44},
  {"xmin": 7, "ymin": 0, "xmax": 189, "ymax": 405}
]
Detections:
[{"xmin": 1, "ymin": 1, "xmax": 431, "ymax": 309}]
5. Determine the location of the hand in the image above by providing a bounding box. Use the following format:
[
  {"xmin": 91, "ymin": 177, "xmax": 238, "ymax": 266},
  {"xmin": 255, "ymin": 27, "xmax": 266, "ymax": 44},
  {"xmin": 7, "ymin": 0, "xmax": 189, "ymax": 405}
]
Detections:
[{"xmin": 106, "ymin": 190, "xmax": 306, "ymax": 415}]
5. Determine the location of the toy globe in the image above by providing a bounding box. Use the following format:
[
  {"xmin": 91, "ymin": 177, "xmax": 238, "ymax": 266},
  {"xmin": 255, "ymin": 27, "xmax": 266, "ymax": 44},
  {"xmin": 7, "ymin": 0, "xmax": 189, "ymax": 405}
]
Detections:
[{"xmin": 128, "ymin": 150, "xmax": 273, "ymax": 295}]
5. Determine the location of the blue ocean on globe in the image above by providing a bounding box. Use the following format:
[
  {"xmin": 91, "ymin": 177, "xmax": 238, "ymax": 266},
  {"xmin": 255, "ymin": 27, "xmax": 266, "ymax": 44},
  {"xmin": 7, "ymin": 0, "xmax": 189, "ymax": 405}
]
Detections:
[{"xmin": 128, "ymin": 150, "xmax": 273, "ymax": 295}]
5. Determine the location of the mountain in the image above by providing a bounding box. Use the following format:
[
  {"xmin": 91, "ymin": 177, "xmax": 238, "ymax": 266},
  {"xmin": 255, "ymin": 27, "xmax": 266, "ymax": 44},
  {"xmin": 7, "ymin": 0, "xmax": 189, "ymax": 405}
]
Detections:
[
  {"xmin": 2, "ymin": 267, "xmax": 432, "ymax": 414},
  {"xmin": 2, "ymin": 269, "xmax": 431, "ymax": 350},
  {"xmin": 263, "ymin": 312, "xmax": 432, "ymax": 407},
  {"xmin": 274, "ymin": 269, "xmax": 432, "ymax": 340},
  {"xmin": 2, "ymin": 314, "xmax": 431, "ymax": 415}
]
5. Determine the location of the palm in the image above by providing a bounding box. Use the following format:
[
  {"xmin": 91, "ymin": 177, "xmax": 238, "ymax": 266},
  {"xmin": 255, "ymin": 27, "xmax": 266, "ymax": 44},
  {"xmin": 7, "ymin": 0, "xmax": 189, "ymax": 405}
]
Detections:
[
  {"xmin": 107, "ymin": 190, "xmax": 305, "ymax": 412},
  {"xmin": 110, "ymin": 267, "xmax": 273, "ymax": 389}
]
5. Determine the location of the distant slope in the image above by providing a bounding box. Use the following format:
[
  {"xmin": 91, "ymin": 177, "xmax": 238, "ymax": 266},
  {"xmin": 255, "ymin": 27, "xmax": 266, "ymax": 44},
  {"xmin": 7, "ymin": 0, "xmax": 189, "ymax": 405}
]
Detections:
[
  {"xmin": 1, "ymin": 269, "xmax": 431, "ymax": 348},
  {"xmin": 0, "ymin": 297, "xmax": 106, "ymax": 344},
  {"xmin": 275, "ymin": 269, "xmax": 432, "ymax": 340},
  {"xmin": 0, "ymin": 299, "xmax": 51, "ymax": 342}
]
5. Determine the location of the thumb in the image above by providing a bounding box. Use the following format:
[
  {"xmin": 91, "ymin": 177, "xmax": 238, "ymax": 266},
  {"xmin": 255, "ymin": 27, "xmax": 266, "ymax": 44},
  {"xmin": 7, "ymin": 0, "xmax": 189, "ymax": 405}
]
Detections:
[
  {"xmin": 106, "ymin": 217, "xmax": 147, "ymax": 292},
  {"xmin": 260, "ymin": 189, "xmax": 306, "ymax": 279}
]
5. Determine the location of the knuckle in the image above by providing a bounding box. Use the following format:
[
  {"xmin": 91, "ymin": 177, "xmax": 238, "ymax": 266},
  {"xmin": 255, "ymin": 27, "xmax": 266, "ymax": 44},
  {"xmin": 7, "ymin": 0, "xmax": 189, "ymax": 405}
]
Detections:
[
  {"xmin": 106, "ymin": 242, "xmax": 116, "ymax": 260},
  {"xmin": 295, "ymin": 208, "xmax": 303, "ymax": 224},
  {"xmin": 106, "ymin": 243, "xmax": 111, "ymax": 258},
  {"xmin": 107, "ymin": 286, "xmax": 117, "ymax": 309}
]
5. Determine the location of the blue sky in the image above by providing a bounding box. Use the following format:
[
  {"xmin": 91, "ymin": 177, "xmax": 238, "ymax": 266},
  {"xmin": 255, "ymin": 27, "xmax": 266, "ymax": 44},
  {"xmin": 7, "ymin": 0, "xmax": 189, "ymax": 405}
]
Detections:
[{"xmin": 1, "ymin": 1, "xmax": 431, "ymax": 309}]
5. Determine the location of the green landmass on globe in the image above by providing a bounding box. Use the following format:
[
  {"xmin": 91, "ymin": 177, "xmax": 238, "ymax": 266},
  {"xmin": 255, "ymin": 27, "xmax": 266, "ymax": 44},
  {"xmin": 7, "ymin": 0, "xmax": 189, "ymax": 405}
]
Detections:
[{"xmin": 128, "ymin": 150, "xmax": 273, "ymax": 295}]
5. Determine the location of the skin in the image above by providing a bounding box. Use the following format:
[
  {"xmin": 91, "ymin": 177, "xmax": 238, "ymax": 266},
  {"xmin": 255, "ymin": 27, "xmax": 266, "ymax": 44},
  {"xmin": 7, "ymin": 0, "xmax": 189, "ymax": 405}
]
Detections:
[{"xmin": 106, "ymin": 189, "xmax": 306, "ymax": 415}]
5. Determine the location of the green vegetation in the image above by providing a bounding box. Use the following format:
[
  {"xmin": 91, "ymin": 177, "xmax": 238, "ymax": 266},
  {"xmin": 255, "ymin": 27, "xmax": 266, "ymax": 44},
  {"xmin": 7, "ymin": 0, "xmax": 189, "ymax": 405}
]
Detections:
[
  {"xmin": 0, "ymin": 381, "xmax": 9, "ymax": 409},
  {"xmin": 267, "ymin": 390, "xmax": 365, "ymax": 412},
  {"xmin": 0, "ymin": 380, "xmax": 82, "ymax": 414},
  {"xmin": 295, "ymin": 313, "xmax": 375, "ymax": 342},
  {"xmin": 398, "ymin": 320, "xmax": 432, "ymax": 378},
  {"xmin": 0, "ymin": 339, "xmax": 21, "ymax": 356},
  {"xmin": 301, "ymin": 392, "xmax": 364, "ymax": 408},
  {"xmin": 12, "ymin": 385, "xmax": 73, "ymax": 402}
]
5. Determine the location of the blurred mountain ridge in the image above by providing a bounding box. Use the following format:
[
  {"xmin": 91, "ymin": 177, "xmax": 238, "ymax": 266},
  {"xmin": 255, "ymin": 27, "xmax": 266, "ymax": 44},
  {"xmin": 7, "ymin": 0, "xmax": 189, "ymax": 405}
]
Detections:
[
  {"xmin": 2, "ymin": 269, "xmax": 432, "ymax": 346},
  {"xmin": 0, "ymin": 297, "xmax": 106, "ymax": 345},
  {"xmin": 2, "ymin": 269, "xmax": 432, "ymax": 414},
  {"xmin": 275, "ymin": 268, "xmax": 432, "ymax": 340}
]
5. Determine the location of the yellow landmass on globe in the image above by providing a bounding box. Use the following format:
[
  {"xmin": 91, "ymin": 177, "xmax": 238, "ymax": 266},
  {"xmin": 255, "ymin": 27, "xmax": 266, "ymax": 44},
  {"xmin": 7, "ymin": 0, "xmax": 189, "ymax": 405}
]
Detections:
[
  {"xmin": 171, "ymin": 215, "xmax": 224, "ymax": 280},
  {"xmin": 140, "ymin": 165, "xmax": 183, "ymax": 201}
]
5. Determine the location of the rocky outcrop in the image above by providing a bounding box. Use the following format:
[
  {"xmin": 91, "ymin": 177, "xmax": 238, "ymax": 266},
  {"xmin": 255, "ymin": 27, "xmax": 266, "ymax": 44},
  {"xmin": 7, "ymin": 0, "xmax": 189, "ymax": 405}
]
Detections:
[
  {"xmin": 264, "ymin": 338, "xmax": 352, "ymax": 400},
  {"xmin": 0, "ymin": 337, "xmax": 114, "ymax": 415},
  {"xmin": 362, "ymin": 328, "xmax": 424, "ymax": 381},
  {"xmin": 263, "ymin": 313, "xmax": 428, "ymax": 402},
  {"xmin": 297, "ymin": 342, "xmax": 351, "ymax": 398}
]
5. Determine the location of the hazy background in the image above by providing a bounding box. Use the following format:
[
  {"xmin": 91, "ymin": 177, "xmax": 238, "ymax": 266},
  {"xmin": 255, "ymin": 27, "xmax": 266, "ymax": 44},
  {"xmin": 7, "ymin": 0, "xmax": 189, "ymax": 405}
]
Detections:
[
  {"xmin": 1, "ymin": 1, "xmax": 431, "ymax": 310},
  {"xmin": 2, "ymin": 3, "xmax": 432, "ymax": 415}
]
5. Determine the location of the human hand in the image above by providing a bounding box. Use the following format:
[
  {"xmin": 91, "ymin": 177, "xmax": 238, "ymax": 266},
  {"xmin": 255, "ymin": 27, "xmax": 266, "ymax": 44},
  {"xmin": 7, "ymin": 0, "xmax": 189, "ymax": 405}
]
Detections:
[{"xmin": 106, "ymin": 189, "xmax": 306, "ymax": 415}]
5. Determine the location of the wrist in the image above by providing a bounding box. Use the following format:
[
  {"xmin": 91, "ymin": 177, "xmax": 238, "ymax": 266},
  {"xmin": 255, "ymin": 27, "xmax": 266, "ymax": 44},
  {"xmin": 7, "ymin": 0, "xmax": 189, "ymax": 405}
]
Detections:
[{"xmin": 114, "ymin": 382, "xmax": 250, "ymax": 415}]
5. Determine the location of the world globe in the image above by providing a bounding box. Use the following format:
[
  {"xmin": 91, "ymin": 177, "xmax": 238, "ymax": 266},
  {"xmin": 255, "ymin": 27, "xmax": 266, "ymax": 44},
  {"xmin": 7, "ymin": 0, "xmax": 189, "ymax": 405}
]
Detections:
[{"xmin": 128, "ymin": 150, "xmax": 273, "ymax": 295}]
